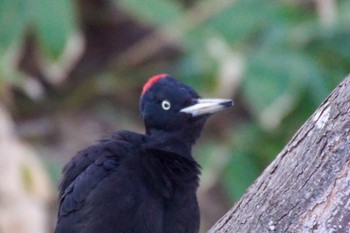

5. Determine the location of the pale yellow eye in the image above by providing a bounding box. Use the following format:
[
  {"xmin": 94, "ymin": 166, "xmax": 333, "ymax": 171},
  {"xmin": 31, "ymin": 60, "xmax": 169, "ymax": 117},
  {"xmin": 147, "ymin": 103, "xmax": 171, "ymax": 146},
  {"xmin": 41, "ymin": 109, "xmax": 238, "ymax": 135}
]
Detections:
[{"xmin": 161, "ymin": 100, "xmax": 171, "ymax": 110}]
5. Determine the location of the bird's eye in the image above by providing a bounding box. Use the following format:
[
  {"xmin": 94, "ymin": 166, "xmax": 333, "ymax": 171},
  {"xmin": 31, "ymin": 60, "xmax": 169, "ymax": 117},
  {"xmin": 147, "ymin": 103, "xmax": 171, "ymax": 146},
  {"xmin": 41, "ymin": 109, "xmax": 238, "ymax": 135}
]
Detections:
[{"xmin": 161, "ymin": 100, "xmax": 171, "ymax": 110}]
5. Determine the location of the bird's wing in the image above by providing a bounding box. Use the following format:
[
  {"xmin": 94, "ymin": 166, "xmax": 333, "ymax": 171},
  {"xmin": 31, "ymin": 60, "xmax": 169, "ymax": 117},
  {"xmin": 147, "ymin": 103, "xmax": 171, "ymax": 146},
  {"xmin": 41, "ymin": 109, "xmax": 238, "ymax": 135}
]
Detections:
[
  {"xmin": 56, "ymin": 132, "xmax": 137, "ymax": 230},
  {"xmin": 55, "ymin": 131, "xmax": 146, "ymax": 233},
  {"xmin": 56, "ymin": 137, "xmax": 126, "ymax": 222}
]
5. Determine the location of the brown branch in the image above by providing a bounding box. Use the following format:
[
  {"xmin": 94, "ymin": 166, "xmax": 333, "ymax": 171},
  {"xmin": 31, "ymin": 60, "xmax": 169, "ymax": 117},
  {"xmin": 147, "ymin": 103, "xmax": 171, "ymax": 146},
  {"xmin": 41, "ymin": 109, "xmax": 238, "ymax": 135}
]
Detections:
[{"xmin": 209, "ymin": 74, "xmax": 350, "ymax": 232}]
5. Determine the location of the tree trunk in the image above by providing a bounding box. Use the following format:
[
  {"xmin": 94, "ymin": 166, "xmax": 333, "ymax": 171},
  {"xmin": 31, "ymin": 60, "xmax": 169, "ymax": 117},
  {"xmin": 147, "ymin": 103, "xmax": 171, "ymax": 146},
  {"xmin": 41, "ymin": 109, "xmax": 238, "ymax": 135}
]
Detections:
[{"xmin": 209, "ymin": 75, "xmax": 350, "ymax": 233}]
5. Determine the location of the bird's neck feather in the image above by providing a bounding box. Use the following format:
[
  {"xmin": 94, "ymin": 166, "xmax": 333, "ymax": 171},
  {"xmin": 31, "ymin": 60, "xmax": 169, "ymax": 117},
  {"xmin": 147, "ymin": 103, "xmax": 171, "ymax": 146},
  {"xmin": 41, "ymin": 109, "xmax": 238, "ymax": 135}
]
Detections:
[{"xmin": 146, "ymin": 128, "xmax": 201, "ymax": 158}]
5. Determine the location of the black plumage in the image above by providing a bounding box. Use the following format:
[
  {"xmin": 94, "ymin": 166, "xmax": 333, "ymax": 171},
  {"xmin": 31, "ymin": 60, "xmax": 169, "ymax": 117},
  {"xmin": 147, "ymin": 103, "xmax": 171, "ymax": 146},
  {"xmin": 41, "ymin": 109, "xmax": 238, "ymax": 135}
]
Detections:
[{"xmin": 55, "ymin": 74, "xmax": 233, "ymax": 233}]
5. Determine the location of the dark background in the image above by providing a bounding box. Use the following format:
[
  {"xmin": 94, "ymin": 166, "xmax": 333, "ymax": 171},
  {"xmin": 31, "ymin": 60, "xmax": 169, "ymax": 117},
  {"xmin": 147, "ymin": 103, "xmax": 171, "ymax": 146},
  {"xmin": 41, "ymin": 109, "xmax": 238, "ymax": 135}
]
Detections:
[{"xmin": 0, "ymin": 0, "xmax": 349, "ymax": 232}]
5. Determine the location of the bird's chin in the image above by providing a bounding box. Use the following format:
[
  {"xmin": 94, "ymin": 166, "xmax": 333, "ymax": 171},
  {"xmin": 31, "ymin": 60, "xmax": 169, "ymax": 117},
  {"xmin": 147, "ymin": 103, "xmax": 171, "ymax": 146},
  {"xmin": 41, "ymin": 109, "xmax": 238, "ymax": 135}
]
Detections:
[{"xmin": 188, "ymin": 114, "xmax": 208, "ymax": 128}]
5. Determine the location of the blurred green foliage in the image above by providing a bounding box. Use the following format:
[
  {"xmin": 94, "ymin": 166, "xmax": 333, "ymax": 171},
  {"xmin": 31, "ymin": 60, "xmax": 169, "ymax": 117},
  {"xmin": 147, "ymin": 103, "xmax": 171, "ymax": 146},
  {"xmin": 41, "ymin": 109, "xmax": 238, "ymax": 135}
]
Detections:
[
  {"xmin": 119, "ymin": 0, "xmax": 182, "ymax": 25},
  {"xmin": 117, "ymin": 0, "xmax": 350, "ymax": 200},
  {"xmin": 1, "ymin": 0, "xmax": 350, "ymax": 203},
  {"xmin": 0, "ymin": 0, "xmax": 76, "ymax": 57}
]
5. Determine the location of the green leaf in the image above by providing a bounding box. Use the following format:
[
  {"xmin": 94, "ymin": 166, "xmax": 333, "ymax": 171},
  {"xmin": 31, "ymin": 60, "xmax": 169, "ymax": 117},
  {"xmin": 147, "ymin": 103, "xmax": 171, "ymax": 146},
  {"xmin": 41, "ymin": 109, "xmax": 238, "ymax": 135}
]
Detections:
[
  {"xmin": 205, "ymin": 0, "xmax": 281, "ymax": 43},
  {"xmin": 0, "ymin": 0, "xmax": 27, "ymax": 53},
  {"xmin": 224, "ymin": 150, "xmax": 260, "ymax": 200},
  {"xmin": 118, "ymin": 0, "xmax": 182, "ymax": 26},
  {"xmin": 243, "ymin": 47, "xmax": 328, "ymax": 118},
  {"xmin": 31, "ymin": 0, "xmax": 76, "ymax": 58}
]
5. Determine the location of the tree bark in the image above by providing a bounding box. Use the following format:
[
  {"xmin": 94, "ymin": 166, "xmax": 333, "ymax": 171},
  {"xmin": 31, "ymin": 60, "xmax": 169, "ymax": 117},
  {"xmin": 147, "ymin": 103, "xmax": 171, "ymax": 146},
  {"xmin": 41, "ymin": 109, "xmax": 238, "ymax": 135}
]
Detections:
[{"xmin": 209, "ymin": 75, "xmax": 350, "ymax": 233}]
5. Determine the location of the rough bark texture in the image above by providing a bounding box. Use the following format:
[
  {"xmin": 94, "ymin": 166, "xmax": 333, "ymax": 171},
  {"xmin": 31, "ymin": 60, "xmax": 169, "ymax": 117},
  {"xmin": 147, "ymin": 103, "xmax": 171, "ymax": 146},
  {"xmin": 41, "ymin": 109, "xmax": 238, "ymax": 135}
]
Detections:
[{"xmin": 209, "ymin": 75, "xmax": 350, "ymax": 233}]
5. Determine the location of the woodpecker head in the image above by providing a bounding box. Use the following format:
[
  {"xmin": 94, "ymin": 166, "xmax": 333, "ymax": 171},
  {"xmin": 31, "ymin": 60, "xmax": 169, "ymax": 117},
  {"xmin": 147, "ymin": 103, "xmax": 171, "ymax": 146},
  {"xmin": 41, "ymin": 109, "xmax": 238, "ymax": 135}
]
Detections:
[{"xmin": 140, "ymin": 74, "xmax": 233, "ymax": 137}]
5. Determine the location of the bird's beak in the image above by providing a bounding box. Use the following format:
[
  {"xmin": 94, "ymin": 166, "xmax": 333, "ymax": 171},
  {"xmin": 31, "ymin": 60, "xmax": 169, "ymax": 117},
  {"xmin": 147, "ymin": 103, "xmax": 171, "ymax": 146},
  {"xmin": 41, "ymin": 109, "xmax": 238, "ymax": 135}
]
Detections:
[{"xmin": 180, "ymin": 98, "xmax": 234, "ymax": 117}]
